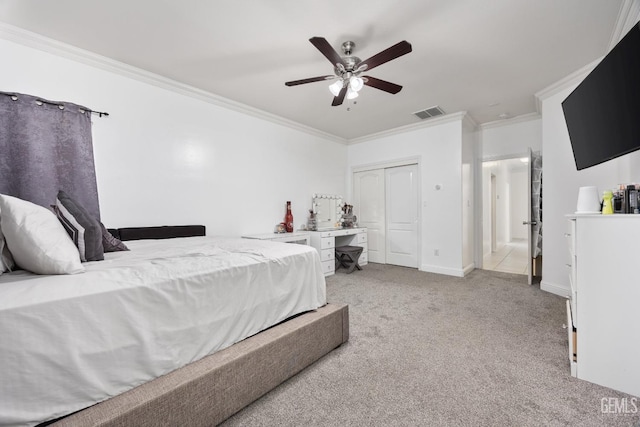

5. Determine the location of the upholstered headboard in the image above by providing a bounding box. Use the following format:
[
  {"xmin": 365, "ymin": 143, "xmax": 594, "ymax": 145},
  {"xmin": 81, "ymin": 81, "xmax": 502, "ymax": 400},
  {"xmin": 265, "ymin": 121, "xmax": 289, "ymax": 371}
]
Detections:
[{"xmin": 107, "ymin": 225, "xmax": 206, "ymax": 241}]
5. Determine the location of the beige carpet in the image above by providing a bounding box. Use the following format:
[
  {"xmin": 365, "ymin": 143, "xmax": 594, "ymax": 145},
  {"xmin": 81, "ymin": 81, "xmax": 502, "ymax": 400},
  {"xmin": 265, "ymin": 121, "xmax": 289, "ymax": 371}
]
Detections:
[{"xmin": 222, "ymin": 264, "xmax": 639, "ymax": 426}]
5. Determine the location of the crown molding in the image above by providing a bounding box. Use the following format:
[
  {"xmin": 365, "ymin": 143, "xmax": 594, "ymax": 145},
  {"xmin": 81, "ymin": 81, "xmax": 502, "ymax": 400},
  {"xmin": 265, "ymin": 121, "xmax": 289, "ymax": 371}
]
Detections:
[
  {"xmin": 479, "ymin": 112, "xmax": 541, "ymax": 131},
  {"xmin": 0, "ymin": 22, "xmax": 347, "ymax": 145},
  {"xmin": 347, "ymin": 111, "xmax": 468, "ymax": 145},
  {"xmin": 534, "ymin": 56, "xmax": 601, "ymax": 107},
  {"xmin": 535, "ymin": 1, "xmax": 639, "ymax": 112},
  {"xmin": 609, "ymin": 0, "xmax": 640, "ymax": 50},
  {"xmin": 462, "ymin": 113, "xmax": 478, "ymax": 131}
]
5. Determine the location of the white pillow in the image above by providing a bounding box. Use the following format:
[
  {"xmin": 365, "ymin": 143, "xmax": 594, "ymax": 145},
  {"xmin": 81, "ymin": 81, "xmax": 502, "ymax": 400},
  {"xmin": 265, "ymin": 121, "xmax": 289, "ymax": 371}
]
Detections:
[
  {"xmin": 0, "ymin": 220, "xmax": 16, "ymax": 275},
  {"xmin": 0, "ymin": 194, "xmax": 84, "ymax": 275}
]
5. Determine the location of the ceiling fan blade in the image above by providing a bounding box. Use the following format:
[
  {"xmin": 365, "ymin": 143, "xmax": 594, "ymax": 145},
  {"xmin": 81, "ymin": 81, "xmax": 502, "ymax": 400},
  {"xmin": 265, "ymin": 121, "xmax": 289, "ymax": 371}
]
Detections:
[
  {"xmin": 285, "ymin": 75, "xmax": 335, "ymax": 86},
  {"xmin": 362, "ymin": 76, "xmax": 403, "ymax": 94},
  {"xmin": 358, "ymin": 40, "xmax": 412, "ymax": 72},
  {"xmin": 331, "ymin": 85, "xmax": 348, "ymax": 106},
  {"xmin": 309, "ymin": 37, "xmax": 346, "ymax": 68}
]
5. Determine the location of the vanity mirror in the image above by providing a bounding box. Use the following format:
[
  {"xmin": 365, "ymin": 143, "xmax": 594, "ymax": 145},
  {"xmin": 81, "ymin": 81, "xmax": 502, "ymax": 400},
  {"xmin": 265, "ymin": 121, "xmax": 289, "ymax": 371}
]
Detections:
[{"xmin": 312, "ymin": 194, "xmax": 342, "ymax": 230}]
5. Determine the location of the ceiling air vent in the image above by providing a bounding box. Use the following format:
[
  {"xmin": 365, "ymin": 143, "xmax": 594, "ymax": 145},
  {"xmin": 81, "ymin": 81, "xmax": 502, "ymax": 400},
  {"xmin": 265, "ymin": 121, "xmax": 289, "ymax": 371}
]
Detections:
[{"xmin": 413, "ymin": 106, "xmax": 445, "ymax": 120}]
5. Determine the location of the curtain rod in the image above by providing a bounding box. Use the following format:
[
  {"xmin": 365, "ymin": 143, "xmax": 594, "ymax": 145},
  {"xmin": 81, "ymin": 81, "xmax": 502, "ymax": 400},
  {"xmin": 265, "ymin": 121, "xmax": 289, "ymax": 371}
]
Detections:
[{"xmin": 1, "ymin": 92, "xmax": 109, "ymax": 117}]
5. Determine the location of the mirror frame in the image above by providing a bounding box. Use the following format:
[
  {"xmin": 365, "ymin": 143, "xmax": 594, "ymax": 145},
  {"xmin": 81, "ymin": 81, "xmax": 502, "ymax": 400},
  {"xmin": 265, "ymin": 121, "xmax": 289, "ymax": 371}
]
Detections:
[{"xmin": 312, "ymin": 194, "xmax": 342, "ymax": 230}]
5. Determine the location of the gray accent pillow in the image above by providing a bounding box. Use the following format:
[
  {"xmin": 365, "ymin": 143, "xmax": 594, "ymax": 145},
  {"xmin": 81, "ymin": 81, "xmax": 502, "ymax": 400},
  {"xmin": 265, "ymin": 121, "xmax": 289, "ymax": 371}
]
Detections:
[
  {"xmin": 100, "ymin": 222, "xmax": 129, "ymax": 252},
  {"xmin": 53, "ymin": 191, "xmax": 104, "ymax": 262}
]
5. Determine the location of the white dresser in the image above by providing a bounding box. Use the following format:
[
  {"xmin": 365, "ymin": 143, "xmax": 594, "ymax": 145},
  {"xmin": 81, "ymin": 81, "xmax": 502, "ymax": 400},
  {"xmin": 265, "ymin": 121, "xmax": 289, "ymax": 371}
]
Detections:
[
  {"xmin": 309, "ymin": 228, "xmax": 368, "ymax": 276},
  {"xmin": 565, "ymin": 215, "xmax": 640, "ymax": 397}
]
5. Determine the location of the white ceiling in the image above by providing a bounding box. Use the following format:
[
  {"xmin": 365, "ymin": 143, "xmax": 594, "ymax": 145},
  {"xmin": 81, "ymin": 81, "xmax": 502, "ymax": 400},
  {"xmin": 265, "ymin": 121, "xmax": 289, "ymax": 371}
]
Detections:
[{"xmin": 0, "ymin": 0, "xmax": 626, "ymax": 140}]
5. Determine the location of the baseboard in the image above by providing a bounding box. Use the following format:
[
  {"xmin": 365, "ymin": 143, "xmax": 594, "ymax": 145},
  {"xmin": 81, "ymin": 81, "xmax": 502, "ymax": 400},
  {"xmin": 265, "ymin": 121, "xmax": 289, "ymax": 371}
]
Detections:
[
  {"xmin": 540, "ymin": 280, "xmax": 570, "ymax": 297},
  {"xmin": 463, "ymin": 263, "xmax": 475, "ymax": 277},
  {"xmin": 420, "ymin": 264, "xmax": 465, "ymax": 277}
]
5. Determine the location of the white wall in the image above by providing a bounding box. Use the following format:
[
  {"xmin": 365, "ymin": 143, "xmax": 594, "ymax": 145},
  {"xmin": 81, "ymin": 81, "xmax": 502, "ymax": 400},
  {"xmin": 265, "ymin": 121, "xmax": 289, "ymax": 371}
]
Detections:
[
  {"xmin": 539, "ymin": 82, "xmax": 631, "ymax": 296},
  {"xmin": 461, "ymin": 119, "xmax": 476, "ymax": 272},
  {"xmin": 481, "ymin": 165, "xmax": 492, "ymax": 256},
  {"xmin": 477, "ymin": 116, "xmax": 541, "ymax": 265},
  {"xmin": 538, "ymin": 12, "xmax": 640, "ymax": 296},
  {"xmin": 482, "ymin": 161, "xmax": 529, "ymax": 251},
  {"xmin": 499, "ymin": 165, "xmax": 511, "ymax": 245},
  {"xmin": 480, "ymin": 115, "xmax": 542, "ymax": 248},
  {"xmin": 510, "ymin": 168, "xmax": 528, "ymax": 239},
  {"xmin": 0, "ymin": 37, "xmax": 346, "ymax": 236},
  {"xmin": 347, "ymin": 115, "xmax": 467, "ymax": 276},
  {"xmin": 482, "ymin": 161, "xmax": 511, "ymax": 255},
  {"xmin": 481, "ymin": 116, "xmax": 542, "ymax": 159}
]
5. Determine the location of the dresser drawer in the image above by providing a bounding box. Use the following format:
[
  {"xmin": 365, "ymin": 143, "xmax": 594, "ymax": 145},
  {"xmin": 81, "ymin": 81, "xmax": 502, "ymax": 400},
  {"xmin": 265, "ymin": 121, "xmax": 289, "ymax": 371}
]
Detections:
[
  {"xmin": 320, "ymin": 248, "xmax": 334, "ymax": 262},
  {"xmin": 320, "ymin": 238, "xmax": 335, "ymax": 250},
  {"xmin": 359, "ymin": 252, "xmax": 368, "ymax": 265},
  {"xmin": 321, "ymin": 259, "xmax": 335, "ymax": 275},
  {"xmin": 357, "ymin": 233, "xmax": 367, "ymax": 244}
]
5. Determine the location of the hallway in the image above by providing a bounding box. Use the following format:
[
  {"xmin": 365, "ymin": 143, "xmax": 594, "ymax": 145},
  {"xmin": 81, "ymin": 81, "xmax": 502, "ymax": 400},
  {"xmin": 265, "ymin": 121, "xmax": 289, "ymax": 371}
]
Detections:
[{"xmin": 483, "ymin": 239, "xmax": 528, "ymax": 275}]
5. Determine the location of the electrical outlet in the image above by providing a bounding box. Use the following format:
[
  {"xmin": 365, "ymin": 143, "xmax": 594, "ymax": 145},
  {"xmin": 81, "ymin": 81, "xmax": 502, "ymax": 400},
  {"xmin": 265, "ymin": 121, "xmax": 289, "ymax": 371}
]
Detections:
[{"xmin": 434, "ymin": 249, "xmax": 439, "ymax": 256}]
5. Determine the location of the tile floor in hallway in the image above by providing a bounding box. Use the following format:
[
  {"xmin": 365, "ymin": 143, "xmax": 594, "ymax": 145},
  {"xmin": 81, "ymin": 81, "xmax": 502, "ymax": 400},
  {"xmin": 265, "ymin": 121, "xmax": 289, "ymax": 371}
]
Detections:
[{"xmin": 483, "ymin": 239, "xmax": 529, "ymax": 275}]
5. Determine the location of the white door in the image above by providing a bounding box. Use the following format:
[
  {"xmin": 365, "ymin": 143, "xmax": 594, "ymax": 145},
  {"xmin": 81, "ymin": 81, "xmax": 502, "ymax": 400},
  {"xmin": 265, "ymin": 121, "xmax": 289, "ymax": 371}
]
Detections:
[
  {"xmin": 385, "ymin": 165, "xmax": 419, "ymax": 268},
  {"xmin": 522, "ymin": 148, "xmax": 535, "ymax": 285},
  {"xmin": 527, "ymin": 148, "xmax": 533, "ymax": 284},
  {"xmin": 353, "ymin": 169, "xmax": 386, "ymax": 263}
]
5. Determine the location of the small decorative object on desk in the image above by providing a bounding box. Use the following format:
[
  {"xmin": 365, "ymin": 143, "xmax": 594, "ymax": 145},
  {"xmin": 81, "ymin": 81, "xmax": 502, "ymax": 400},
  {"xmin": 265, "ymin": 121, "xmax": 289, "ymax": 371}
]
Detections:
[
  {"xmin": 307, "ymin": 209, "xmax": 317, "ymax": 231},
  {"xmin": 341, "ymin": 204, "xmax": 357, "ymax": 228},
  {"xmin": 284, "ymin": 201, "xmax": 294, "ymax": 232},
  {"xmin": 274, "ymin": 223, "xmax": 286, "ymax": 233},
  {"xmin": 602, "ymin": 190, "xmax": 614, "ymax": 215}
]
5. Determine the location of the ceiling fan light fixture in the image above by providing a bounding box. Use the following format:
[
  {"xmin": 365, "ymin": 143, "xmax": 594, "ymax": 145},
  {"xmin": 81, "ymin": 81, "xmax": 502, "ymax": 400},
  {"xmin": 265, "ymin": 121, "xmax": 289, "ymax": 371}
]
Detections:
[
  {"xmin": 287, "ymin": 37, "xmax": 412, "ymax": 107},
  {"xmin": 329, "ymin": 80, "xmax": 343, "ymax": 96},
  {"xmin": 349, "ymin": 76, "xmax": 364, "ymax": 92}
]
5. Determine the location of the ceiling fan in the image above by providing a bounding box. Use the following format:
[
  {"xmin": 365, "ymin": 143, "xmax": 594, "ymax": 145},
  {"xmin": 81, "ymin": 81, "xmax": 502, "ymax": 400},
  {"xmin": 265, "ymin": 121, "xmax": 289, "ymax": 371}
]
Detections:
[{"xmin": 285, "ymin": 37, "xmax": 412, "ymax": 106}]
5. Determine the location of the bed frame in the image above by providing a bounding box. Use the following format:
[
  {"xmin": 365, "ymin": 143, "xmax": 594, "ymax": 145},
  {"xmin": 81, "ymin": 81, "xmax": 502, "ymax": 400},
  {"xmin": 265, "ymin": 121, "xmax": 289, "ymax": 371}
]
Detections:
[
  {"xmin": 49, "ymin": 226, "xmax": 349, "ymax": 426},
  {"xmin": 52, "ymin": 303, "xmax": 348, "ymax": 427}
]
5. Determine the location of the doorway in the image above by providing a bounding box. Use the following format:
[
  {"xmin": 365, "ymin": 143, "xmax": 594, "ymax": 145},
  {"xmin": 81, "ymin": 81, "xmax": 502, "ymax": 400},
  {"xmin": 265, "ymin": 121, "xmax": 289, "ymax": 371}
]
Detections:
[
  {"xmin": 491, "ymin": 173, "xmax": 497, "ymax": 253},
  {"xmin": 352, "ymin": 163, "xmax": 419, "ymax": 268},
  {"xmin": 481, "ymin": 157, "xmax": 529, "ymax": 275}
]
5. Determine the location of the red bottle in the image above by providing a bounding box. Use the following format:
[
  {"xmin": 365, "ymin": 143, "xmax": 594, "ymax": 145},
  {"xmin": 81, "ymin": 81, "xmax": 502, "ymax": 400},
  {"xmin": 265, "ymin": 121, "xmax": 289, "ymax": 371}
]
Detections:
[{"xmin": 285, "ymin": 201, "xmax": 294, "ymax": 232}]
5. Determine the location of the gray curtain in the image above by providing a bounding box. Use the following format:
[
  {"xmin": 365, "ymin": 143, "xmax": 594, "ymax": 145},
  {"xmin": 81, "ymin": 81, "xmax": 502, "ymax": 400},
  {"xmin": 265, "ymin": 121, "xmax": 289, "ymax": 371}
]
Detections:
[
  {"xmin": 0, "ymin": 92, "xmax": 100, "ymax": 219},
  {"xmin": 531, "ymin": 151, "xmax": 542, "ymax": 258}
]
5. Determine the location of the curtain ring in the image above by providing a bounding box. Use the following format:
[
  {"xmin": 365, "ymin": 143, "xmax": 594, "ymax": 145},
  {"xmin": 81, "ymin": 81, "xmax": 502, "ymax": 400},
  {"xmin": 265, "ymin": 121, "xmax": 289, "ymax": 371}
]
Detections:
[
  {"xmin": 35, "ymin": 100, "xmax": 43, "ymax": 106},
  {"xmin": 10, "ymin": 95, "xmax": 18, "ymax": 101},
  {"xmin": 58, "ymin": 105, "xmax": 65, "ymax": 110}
]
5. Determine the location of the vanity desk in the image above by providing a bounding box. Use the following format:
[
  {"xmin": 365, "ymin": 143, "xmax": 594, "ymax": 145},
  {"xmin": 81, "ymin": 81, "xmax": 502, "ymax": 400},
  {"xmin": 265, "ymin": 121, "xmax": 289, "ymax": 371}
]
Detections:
[
  {"xmin": 243, "ymin": 194, "xmax": 367, "ymax": 275},
  {"xmin": 241, "ymin": 231, "xmax": 310, "ymax": 245},
  {"xmin": 310, "ymin": 228, "xmax": 368, "ymax": 276}
]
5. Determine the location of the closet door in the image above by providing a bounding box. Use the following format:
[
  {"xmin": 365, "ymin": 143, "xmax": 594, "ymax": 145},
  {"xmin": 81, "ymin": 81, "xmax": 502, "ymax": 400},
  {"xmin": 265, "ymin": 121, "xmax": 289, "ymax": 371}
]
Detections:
[
  {"xmin": 385, "ymin": 165, "xmax": 419, "ymax": 268},
  {"xmin": 353, "ymin": 169, "xmax": 386, "ymax": 263}
]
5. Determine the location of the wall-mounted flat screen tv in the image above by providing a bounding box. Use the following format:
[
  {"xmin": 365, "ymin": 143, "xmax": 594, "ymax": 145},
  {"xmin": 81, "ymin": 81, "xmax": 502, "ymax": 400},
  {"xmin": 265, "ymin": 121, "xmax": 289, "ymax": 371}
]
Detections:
[{"xmin": 562, "ymin": 21, "xmax": 640, "ymax": 170}]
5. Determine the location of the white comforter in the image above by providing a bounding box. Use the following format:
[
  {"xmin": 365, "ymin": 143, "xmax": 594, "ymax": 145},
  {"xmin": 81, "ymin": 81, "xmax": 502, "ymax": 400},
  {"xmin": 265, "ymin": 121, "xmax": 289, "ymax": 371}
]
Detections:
[{"xmin": 0, "ymin": 236, "xmax": 326, "ymax": 427}]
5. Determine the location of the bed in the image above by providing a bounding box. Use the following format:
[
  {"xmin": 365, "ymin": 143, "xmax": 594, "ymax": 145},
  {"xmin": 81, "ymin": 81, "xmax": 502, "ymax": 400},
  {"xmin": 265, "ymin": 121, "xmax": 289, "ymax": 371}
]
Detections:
[{"xmin": 0, "ymin": 224, "xmax": 349, "ymax": 426}]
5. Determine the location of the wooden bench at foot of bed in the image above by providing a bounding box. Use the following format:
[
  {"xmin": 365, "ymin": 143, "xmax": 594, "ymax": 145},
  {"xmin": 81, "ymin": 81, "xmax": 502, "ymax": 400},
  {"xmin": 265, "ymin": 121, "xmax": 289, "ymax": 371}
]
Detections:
[{"xmin": 52, "ymin": 303, "xmax": 349, "ymax": 427}]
